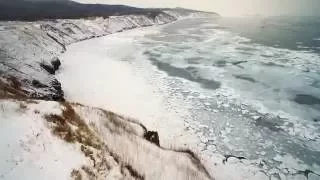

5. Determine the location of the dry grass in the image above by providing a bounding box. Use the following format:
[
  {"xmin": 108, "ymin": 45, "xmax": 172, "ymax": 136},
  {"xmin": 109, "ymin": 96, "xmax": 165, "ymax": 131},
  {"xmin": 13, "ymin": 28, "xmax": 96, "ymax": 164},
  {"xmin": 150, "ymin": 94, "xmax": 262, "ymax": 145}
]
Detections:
[
  {"xmin": 43, "ymin": 102, "xmax": 212, "ymax": 180},
  {"xmin": 44, "ymin": 102, "xmax": 101, "ymax": 148},
  {"xmin": 44, "ymin": 102, "xmax": 117, "ymax": 179},
  {"xmin": 74, "ymin": 104, "xmax": 212, "ymax": 180},
  {"xmin": 99, "ymin": 108, "xmax": 147, "ymax": 137},
  {"xmin": 71, "ymin": 169, "xmax": 82, "ymax": 180},
  {"xmin": 81, "ymin": 165, "xmax": 96, "ymax": 179},
  {"xmin": 0, "ymin": 75, "xmax": 27, "ymax": 100},
  {"xmin": 169, "ymin": 148, "xmax": 212, "ymax": 179},
  {"xmin": 121, "ymin": 165, "xmax": 144, "ymax": 180}
]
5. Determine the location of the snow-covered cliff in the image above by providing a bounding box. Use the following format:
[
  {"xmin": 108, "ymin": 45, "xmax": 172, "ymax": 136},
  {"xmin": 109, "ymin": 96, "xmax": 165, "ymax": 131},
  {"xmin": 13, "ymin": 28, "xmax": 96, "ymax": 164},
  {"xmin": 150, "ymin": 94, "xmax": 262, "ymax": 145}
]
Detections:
[
  {"xmin": 0, "ymin": 9, "xmax": 218, "ymax": 101},
  {"xmin": 0, "ymin": 12, "xmax": 179, "ymax": 101},
  {"xmin": 0, "ymin": 9, "xmax": 218, "ymax": 180},
  {"xmin": 0, "ymin": 99, "xmax": 213, "ymax": 180}
]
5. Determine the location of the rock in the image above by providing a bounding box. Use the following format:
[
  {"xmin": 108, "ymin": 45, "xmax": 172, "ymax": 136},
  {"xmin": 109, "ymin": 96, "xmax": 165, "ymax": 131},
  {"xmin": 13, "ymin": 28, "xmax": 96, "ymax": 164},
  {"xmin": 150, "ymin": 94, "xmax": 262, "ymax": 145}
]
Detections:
[
  {"xmin": 44, "ymin": 79, "xmax": 64, "ymax": 101},
  {"xmin": 32, "ymin": 79, "xmax": 47, "ymax": 88},
  {"xmin": 51, "ymin": 58, "xmax": 61, "ymax": 71},
  {"xmin": 40, "ymin": 62, "xmax": 55, "ymax": 75},
  {"xmin": 50, "ymin": 79, "xmax": 62, "ymax": 92},
  {"xmin": 222, "ymin": 155, "xmax": 246, "ymax": 164},
  {"xmin": 144, "ymin": 131, "xmax": 160, "ymax": 146},
  {"xmin": 40, "ymin": 58, "xmax": 61, "ymax": 75}
]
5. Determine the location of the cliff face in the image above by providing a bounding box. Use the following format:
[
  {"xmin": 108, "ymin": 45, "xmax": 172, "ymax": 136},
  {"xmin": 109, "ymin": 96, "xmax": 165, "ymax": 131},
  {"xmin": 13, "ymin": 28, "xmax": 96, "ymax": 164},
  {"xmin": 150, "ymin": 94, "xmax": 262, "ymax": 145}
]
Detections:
[
  {"xmin": 0, "ymin": 9, "xmax": 217, "ymax": 180},
  {"xmin": 0, "ymin": 12, "xmax": 179, "ymax": 101},
  {"xmin": 0, "ymin": 9, "xmax": 218, "ymax": 101}
]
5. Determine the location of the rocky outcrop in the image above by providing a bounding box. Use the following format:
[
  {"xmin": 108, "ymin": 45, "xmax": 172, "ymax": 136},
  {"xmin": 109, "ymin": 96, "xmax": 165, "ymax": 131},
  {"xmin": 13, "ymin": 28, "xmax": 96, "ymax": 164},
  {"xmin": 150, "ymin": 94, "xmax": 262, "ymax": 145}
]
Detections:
[{"xmin": 144, "ymin": 131, "xmax": 160, "ymax": 146}]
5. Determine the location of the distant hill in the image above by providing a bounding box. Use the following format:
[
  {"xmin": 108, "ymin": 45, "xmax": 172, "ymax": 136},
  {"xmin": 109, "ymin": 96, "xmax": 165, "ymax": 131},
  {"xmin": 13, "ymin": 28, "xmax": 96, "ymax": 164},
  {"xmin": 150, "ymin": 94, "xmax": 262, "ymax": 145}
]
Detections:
[{"xmin": 0, "ymin": 0, "xmax": 163, "ymax": 21}]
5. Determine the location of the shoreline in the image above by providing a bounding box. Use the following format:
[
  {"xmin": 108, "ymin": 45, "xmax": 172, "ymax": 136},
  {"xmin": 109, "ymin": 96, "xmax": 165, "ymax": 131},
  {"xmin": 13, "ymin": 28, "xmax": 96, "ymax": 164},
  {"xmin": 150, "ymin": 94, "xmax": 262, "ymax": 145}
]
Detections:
[
  {"xmin": 58, "ymin": 18, "xmax": 320, "ymax": 180},
  {"xmin": 56, "ymin": 22, "xmax": 274, "ymax": 180},
  {"xmin": 0, "ymin": 12, "xmax": 220, "ymax": 180},
  {"xmin": 3, "ymin": 11, "xmax": 317, "ymax": 179},
  {"xmin": 57, "ymin": 24, "xmax": 199, "ymax": 148}
]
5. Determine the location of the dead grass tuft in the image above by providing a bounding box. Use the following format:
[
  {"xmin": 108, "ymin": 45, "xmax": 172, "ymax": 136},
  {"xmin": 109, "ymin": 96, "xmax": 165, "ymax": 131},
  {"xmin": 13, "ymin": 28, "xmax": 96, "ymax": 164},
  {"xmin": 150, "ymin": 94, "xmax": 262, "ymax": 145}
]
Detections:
[
  {"xmin": 121, "ymin": 165, "xmax": 145, "ymax": 180},
  {"xmin": 45, "ymin": 114, "xmax": 75, "ymax": 143},
  {"xmin": 44, "ymin": 102, "xmax": 102, "ymax": 148},
  {"xmin": 99, "ymin": 108, "xmax": 147, "ymax": 136},
  {"xmin": 45, "ymin": 102, "xmax": 120, "ymax": 179},
  {"xmin": 0, "ymin": 76, "xmax": 27, "ymax": 100},
  {"xmin": 45, "ymin": 102, "xmax": 212, "ymax": 180},
  {"xmin": 81, "ymin": 166, "xmax": 96, "ymax": 179},
  {"xmin": 170, "ymin": 148, "xmax": 212, "ymax": 179},
  {"xmin": 80, "ymin": 145, "xmax": 94, "ymax": 157},
  {"xmin": 71, "ymin": 169, "xmax": 82, "ymax": 180}
]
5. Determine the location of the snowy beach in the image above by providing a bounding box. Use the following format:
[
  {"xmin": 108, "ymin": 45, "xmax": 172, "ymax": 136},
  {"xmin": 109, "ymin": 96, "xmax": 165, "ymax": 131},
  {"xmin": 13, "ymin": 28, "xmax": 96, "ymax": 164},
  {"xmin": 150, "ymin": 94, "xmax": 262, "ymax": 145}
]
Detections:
[
  {"xmin": 1, "ymin": 7, "xmax": 319, "ymax": 179},
  {"xmin": 57, "ymin": 18, "xmax": 320, "ymax": 179}
]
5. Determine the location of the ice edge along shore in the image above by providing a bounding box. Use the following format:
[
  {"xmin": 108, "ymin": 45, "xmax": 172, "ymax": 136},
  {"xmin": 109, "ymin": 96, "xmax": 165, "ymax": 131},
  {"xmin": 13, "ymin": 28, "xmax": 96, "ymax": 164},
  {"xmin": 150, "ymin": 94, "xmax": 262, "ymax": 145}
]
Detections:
[{"xmin": 0, "ymin": 10, "xmax": 219, "ymax": 180}]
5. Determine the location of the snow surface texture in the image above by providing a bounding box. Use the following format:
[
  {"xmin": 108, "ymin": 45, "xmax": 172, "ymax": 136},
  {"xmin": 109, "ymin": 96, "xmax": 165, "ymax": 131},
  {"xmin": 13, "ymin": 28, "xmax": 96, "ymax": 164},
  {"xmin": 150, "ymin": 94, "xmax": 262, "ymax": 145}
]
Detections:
[{"xmin": 0, "ymin": 9, "xmax": 219, "ymax": 180}]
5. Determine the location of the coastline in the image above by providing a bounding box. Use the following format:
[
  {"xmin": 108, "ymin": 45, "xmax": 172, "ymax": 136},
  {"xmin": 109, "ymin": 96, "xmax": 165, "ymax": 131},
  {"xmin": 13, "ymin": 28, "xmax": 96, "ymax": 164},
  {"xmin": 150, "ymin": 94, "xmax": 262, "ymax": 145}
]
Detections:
[
  {"xmin": 56, "ymin": 22, "xmax": 273, "ymax": 180},
  {"xmin": 59, "ymin": 18, "xmax": 320, "ymax": 180},
  {"xmin": 0, "ymin": 11, "xmax": 218, "ymax": 179},
  {"xmin": 2, "ymin": 10, "xmax": 307, "ymax": 179},
  {"xmin": 57, "ymin": 25, "xmax": 199, "ymax": 148}
]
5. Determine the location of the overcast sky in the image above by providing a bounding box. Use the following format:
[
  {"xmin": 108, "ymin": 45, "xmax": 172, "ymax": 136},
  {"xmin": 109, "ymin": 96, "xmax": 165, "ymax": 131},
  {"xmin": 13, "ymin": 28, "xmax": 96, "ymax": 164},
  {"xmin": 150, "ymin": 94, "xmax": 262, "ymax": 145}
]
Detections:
[{"xmin": 72, "ymin": 0, "xmax": 320, "ymax": 16}]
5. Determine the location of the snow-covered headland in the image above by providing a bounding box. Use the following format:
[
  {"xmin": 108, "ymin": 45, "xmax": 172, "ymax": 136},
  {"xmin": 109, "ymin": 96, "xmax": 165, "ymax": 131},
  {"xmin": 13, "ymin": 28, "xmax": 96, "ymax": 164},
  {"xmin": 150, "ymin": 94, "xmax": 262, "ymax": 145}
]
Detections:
[{"xmin": 0, "ymin": 9, "xmax": 219, "ymax": 180}]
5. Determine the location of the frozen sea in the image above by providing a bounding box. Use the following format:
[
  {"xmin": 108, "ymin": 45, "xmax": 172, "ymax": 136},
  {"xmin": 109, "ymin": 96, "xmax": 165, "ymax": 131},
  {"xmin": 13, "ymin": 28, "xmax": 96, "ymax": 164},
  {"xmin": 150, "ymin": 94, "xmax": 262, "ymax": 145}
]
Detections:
[{"xmin": 58, "ymin": 16, "xmax": 320, "ymax": 179}]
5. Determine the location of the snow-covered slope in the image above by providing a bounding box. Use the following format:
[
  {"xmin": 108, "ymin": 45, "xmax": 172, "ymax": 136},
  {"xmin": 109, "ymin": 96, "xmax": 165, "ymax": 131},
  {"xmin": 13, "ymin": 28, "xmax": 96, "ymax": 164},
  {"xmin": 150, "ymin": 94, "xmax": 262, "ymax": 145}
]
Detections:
[
  {"xmin": 0, "ymin": 9, "xmax": 218, "ymax": 180},
  {"xmin": 0, "ymin": 9, "xmax": 217, "ymax": 101},
  {"xmin": 0, "ymin": 99, "xmax": 212, "ymax": 180},
  {"xmin": 0, "ymin": 12, "xmax": 179, "ymax": 101}
]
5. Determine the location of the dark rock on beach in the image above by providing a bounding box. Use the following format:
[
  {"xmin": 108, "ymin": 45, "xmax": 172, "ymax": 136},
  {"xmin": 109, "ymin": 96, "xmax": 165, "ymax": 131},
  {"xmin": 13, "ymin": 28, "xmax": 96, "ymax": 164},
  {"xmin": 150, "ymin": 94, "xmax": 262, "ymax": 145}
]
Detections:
[{"xmin": 144, "ymin": 131, "xmax": 160, "ymax": 146}]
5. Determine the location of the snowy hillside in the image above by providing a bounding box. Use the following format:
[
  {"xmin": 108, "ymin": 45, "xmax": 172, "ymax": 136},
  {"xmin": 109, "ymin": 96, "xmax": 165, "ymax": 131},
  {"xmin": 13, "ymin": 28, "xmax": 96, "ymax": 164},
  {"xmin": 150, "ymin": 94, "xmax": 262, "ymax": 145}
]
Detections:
[
  {"xmin": 0, "ymin": 9, "xmax": 216, "ymax": 101},
  {"xmin": 0, "ymin": 99, "xmax": 212, "ymax": 180},
  {"xmin": 0, "ymin": 9, "xmax": 218, "ymax": 180},
  {"xmin": 0, "ymin": 13, "xmax": 178, "ymax": 101}
]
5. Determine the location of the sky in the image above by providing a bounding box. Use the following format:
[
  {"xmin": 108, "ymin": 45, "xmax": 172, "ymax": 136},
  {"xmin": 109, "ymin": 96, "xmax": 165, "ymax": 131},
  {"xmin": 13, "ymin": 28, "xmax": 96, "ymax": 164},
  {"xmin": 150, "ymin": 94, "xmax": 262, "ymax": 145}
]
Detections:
[{"xmin": 72, "ymin": 0, "xmax": 320, "ymax": 17}]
